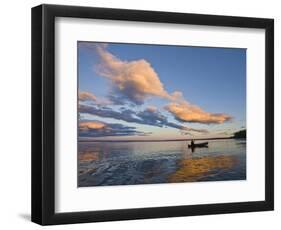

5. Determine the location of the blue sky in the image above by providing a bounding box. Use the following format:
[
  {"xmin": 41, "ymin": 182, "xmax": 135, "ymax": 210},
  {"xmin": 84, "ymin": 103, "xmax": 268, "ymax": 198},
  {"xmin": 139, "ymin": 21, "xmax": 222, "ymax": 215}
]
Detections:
[{"xmin": 78, "ymin": 42, "xmax": 246, "ymax": 140}]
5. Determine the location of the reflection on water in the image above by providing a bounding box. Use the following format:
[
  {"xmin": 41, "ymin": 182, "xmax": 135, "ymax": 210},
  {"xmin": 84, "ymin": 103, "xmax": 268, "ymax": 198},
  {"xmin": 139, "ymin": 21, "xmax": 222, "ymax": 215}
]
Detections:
[
  {"xmin": 169, "ymin": 155, "xmax": 238, "ymax": 182},
  {"xmin": 78, "ymin": 139, "xmax": 246, "ymax": 187}
]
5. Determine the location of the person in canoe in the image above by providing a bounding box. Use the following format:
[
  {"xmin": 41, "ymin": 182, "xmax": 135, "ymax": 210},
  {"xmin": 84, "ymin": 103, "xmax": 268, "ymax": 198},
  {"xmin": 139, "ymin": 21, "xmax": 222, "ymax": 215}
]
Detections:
[
  {"xmin": 188, "ymin": 140, "xmax": 208, "ymax": 148},
  {"xmin": 191, "ymin": 139, "xmax": 195, "ymax": 147}
]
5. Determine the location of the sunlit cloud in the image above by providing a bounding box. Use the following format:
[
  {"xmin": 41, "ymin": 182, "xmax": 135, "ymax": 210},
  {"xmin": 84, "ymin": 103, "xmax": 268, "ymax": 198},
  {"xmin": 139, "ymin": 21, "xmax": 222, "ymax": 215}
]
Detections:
[
  {"xmin": 136, "ymin": 106, "xmax": 207, "ymax": 133},
  {"xmin": 79, "ymin": 121, "xmax": 106, "ymax": 130},
  {"xmin": 94, "ymin": 45, "xmax": 180, "ymax": 105},
  {"xmin": 79, "ymin": 104, "xmax": 207, "ymax": 134},
  {"xmin": 82, "ymin": 44, "xmax": 232, "ymax": 133},
  {"xmin": 94, "ymin": 45, "xmax": 231, "ymax": 124},
  {"xmin": 165, "ymin": 101, "xmax": 232, "ymax": 124},
  {"xmin": 79, "ymin": 91, "xmax": 97, "ymax": 102},
  {"xmin": 79, "ymin": 91, "xmax": 112, "ymax": 106},
  {"xmin": 79, "ymin": 120, "xmax": 148, "ymax": 137}
]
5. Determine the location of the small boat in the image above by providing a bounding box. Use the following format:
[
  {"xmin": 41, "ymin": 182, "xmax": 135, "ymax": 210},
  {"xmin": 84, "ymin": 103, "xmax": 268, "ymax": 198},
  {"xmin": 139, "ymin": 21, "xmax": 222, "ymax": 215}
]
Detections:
[{"xmin": 188, "ymin": 142, "xmax": 208, "ymax": 148}]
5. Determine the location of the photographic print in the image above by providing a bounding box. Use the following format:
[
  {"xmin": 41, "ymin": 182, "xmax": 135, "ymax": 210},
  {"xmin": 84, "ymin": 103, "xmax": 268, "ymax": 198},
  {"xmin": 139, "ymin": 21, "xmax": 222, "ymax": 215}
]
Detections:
[
  {"xmin": 32, "ymin": 5, "xmax": 274, "ymax": 224},
  {"xmin": 78, "ymin": 42, "xmax": 246, "ymax": 187}
]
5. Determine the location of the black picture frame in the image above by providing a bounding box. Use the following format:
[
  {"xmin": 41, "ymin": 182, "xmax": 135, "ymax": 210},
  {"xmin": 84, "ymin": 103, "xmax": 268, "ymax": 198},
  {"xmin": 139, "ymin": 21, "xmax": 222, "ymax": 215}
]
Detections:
[{"xmin": 31, "ymin": 4, "xmax": 274, "ymax": 225}]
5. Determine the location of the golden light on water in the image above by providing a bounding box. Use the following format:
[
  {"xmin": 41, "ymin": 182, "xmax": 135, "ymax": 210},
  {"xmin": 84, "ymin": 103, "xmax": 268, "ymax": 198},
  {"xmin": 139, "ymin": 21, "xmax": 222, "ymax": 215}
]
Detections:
[
  {"xmin": 79, "ymin": 151, "xmax": 100, "ymax": 162},
  {"xmin": 169, "ymin": 155, "xmax": 238, "ymax": 183}
]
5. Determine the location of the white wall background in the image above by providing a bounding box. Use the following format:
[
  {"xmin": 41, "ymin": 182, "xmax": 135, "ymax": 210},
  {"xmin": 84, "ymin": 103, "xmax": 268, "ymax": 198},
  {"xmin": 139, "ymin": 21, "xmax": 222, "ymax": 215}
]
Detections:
[{"xmin": 0, "ymin": 0, "xmax": 279, "ymax": 229}]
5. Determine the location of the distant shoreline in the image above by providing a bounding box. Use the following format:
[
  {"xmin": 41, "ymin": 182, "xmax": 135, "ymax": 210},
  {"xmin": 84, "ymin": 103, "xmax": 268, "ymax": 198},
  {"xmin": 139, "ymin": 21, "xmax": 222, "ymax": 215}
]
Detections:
[{"xmin": 78, "ymin": 136, "xmax": 245, "ymax": 143}]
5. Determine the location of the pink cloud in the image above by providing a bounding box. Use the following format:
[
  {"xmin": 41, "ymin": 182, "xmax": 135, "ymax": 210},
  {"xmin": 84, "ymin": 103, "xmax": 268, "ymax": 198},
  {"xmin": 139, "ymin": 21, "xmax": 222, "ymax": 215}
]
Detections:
[
  {"xmin": 79, "ymin": 91, "xmax": 97, "ymax": 102},
  {"xmin": 165, "ymin": 101, "xmax": 232, "ymax": 124},
  {"xmin": 93, "ymin": 44, "xmax": 232, "ymax": 125},
  {"xmin": 79, "ymin": 121, "xmax": 106, "ymax": 130},
  {"xmin": 79, "ymin": 91, "xmax": 112, "ymax": 105},
  {"xmin": 95, "ymin": 45, "xmax": 177, "ymax": 104}
]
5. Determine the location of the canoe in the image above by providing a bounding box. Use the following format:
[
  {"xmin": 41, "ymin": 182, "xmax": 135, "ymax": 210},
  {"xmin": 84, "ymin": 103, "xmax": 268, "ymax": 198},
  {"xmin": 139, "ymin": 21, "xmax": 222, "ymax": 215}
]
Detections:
[{"xmin": 188, "ymin": 142, "xmax": 208, "ymax": 148}]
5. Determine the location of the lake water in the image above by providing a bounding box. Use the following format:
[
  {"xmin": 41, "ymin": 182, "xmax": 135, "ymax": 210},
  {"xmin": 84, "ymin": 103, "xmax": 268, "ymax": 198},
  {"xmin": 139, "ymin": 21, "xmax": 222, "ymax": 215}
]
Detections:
[{"xmin": 78, "ymin": 139, "xmax": 246, "ymax": 187}]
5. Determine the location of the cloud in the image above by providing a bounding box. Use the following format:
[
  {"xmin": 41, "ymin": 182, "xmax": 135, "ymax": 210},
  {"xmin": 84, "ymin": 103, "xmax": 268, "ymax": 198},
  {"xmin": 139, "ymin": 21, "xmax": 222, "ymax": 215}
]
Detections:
[
  {"xmin": 79, "ymin": 91, "xmax": 112, "ymax": 106},
  {"xmin": 79, "ymin": 104, "xmax": 142, "ymax": 124},
  {"xmin": 165, "ymin": 101, "xmax": 232, "ymax": 124},
  {"xmin": 86, "ymin": 44, "xmax": 232, "ymax": 126},
  {"xmin": 79, "ymin": 104, "xmax": 207, "ymax": 133},
  {"xmin": 136, "ymin": 107, "xmax": 168, "ymax": 127},
  {"xmin": 136, "ymin": 106, "xmax": 207, "ymax": 132},
  {"xmin": 95, "ymin": 45, "xmax": 178, "ymax": 105},
  {"xmin": 146, "ymin": 105, "xmax": 158, "ymax": 112},
  {"xmin": 79, "ymin": 91, "xmax": 97, "ymax": 102},
  {"xmin": 79, "ymin": 120, "xmax": 147, "ymax": 137},
  {"xmin": 79, "ymin": 121, "xmax": 105, "ymax": 130}
]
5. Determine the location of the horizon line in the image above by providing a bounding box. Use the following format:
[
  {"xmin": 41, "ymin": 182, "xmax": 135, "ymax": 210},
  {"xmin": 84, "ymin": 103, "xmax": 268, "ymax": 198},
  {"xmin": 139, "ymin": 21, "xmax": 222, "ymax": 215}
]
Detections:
[{"xmin": 77, "ymin": 136, "xmax": 244, "ymax": 143}]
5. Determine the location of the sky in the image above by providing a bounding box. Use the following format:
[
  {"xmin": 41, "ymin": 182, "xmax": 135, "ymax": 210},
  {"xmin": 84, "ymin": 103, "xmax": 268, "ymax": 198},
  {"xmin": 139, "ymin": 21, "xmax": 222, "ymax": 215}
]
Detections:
[{"xmin": 78, "ymin": 41, "xmax": 246, "ymax": 140}]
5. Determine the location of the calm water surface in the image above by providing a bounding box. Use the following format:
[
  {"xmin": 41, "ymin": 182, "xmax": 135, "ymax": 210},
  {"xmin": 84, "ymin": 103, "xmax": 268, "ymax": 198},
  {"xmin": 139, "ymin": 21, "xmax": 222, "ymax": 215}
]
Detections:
[{"xmin": 78, "ymin": 139, "xmax": 246, "ymax": 187}]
